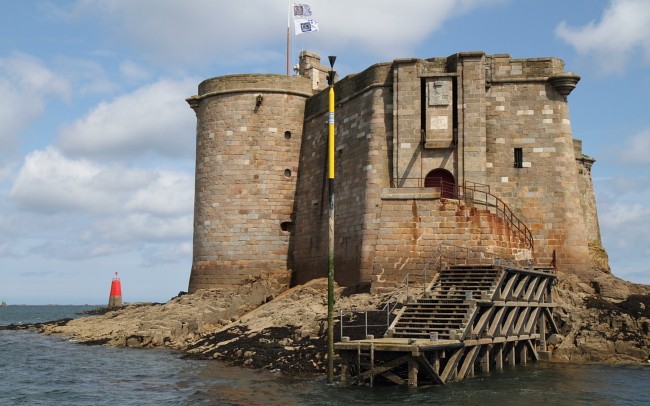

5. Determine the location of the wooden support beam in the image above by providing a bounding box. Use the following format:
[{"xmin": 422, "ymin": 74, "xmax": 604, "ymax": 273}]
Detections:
[
  {"xmin": 381, "ymin": 371, "xmax": 406, "ymax": 385},
  {"xmin": 512, "ymin": 307, "xmax": 529, "ymax": 335},
  {"xmin": 494, "ymin": 343, "xmax": 503, "ymax": 370},
  {"xmin": 472, "ymin": 307, "xmax": 494, "ymax": 337},
  {"xmin": 457, "ymin": 345, "xmax": 480, "ymax": 380},
  {"xmin": 340, "ymin": 354, "xmax": 350, "ymax": 385},
  {"xmin": 543, "ymin": 307, "xmax": 560, "ymax": 334},
  {"xmin": 519, "ymin": 342, "xmax": 528, "ymax": 365},
  {"xmin": 511, "ymin": 275, "xmax": 530, "ymax": 299},
  {"xmin": 440, "ymin": 348, "xmax": 464, "ymax": 383},
  {"xmin": 415, "ymin": 354, "xmax": 445, "ymax": 385},
  {"xmin": 408, "ymin": 359, "xmax": 419, "ymax": 387},
  {"xmin": 533, "ymin": 278, "xmax": 549, "ymax": 302},
  {"xmin": 500, "ymin": 307, "xmax": 518, "ymax": 336},
  {"xmin": 487, "ymin": 307, "xmax": 505, "ymax": 337},
  {"xmin": 508, "ymin": 342, "xmax": 517, "ymax": 366},
  {"xmin": 357, "ymin": 354, "xmax": 410, "ymax": 382},
  {"xmin": 479, "ymin": 345, "xmax": 490, "ymax": 373},
  {"xmin": 526, "ymin": 339, "xmax": 539, "ymax": 361},
  {"xmin": 538, "ymin": 311, "xmax": 547, "ymax": 350},
  {"xmin": 523, "ymin": 276, "xmax": 539, "ymax": 301},
  {"xmin": 500, "ymin": 274, "xmax": 518, "ymax": 300},
  {"xmin": 370, "ymin": 343, "xmax": 375, "ymax": 387},
  {"xmin": 357, "ymin": 344, "xmax": 362, "ymax": 386},
  {"xmin": 523, "ymin": 307, "xmax": 540, "ymax": 335}
]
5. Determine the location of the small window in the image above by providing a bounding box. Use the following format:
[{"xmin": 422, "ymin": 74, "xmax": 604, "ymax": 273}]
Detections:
[
  {"xmin": 284, "ymin": 131, "xmax": 291, "ymax": 139},
  {"xmin": 280, "ymin": 221, "xmax": 293, "ymax": 232},
  {"xmin": 514, "ymin": 148, "xmax": 523, "ymax": 168}
]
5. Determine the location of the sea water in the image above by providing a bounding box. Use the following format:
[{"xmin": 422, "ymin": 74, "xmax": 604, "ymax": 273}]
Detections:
[{"xmin": 1, "ymin": 305, "xmax": 649, "ymax": 405}]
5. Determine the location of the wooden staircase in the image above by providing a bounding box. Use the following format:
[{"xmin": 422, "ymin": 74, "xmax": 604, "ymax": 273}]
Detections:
[
  {"xmin": 389, "ymin": 265, "xmax": 504, "ymax": 340},
  {"xmin": 335, "ymin": 263, "xmax": 558, "ymax": 387}
]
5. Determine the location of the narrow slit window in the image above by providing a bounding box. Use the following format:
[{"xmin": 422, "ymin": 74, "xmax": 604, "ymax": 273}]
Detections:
[{"xmin": 514, "ymin": 148, "xmax": 523, "ymax": 168}]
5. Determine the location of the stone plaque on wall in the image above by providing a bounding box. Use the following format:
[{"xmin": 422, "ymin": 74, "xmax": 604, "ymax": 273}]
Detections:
[
  {"xmin": 425, "ymin": 77, "xmax": 453, "ymax": 148},
  {"xmin": 428, "ymin": 79, "xmax": 452, "ymax": 106}
]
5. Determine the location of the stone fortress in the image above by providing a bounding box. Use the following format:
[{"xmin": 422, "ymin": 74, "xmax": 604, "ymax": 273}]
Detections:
[{"xmin": 185, "ymin": 50, "xmax": 601, "ymax": 293}]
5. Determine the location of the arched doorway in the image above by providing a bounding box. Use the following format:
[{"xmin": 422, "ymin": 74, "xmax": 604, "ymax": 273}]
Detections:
[{"xmin": 424, "ymin": 168, "xmax": 456, "ymax": 198}]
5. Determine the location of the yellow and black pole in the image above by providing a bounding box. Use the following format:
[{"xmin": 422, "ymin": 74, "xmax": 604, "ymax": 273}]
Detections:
[{"xmin": 326, "ymin": 55, "xmax": 336, "ymax": 384}]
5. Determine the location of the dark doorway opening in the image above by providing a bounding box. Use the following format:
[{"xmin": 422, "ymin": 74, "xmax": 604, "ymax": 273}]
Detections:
[{"xmin": 424, "ymin": 168, "xmax": 456, "ymax": 198}]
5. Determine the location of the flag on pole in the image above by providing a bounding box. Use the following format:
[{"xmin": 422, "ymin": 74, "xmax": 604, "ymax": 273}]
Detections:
[
  {"xmin": 294, "ymin": 19, "xmax": 319, "ymax": 35},
  {"xmin": 293, "ymin": 4, "xmax": 312, "ymax": 17}
]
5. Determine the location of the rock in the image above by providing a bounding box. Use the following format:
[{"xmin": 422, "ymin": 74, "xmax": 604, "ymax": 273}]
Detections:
[{"xmin": 35, "ymin": 268, "xmax": 650, "ymax": 375}]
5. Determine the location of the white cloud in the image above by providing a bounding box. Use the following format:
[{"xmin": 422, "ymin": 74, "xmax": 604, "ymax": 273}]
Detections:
[
  {"xmin": 56, "ymin": 78, "xmax": 197, "ymax": 160},
  {"xmin": 601, "ymin": 202, "xmax": 650, "ymax": 230},
  {"xmin": 55, "ymin": 56, "xmax": 117, "ymax": 95},
  {"xmin": 9, "ymin": 147, "xmax": 194, "ymax": 216},
  {"xmin": 96, "ymin": 214, "xmax": 193, "ymax": 243},
  {"xmin": 9, "ymin": 147, "xmax": 116, "ymax": 213},
  {"xmin": 125, "ymin": 170, "xmax": 194, "ymax": 216},
  {"xmin": 556, "ymin": 0, "xmax": 650, "ymax": 74},
  {"xmin": 119, "ymin": 60, "xmax": 152, "ymax": 82},
  {"xmin": 50, "ymin": 0, "xmax": 504, "ymax": 67},
  {"xmin": 619, "ymin": 130, "xmax": 650, "ymax": 165},
  {"xmin": 7, "ymin": 147, "xmax": 194, "ymax": 263},
  {"xmin": 310, "ymin": 0, "xmax": 505, "ymax": 58},
  {"xmin": 0, "ymin": 52, "xmax": 70, "ymax": 149}
]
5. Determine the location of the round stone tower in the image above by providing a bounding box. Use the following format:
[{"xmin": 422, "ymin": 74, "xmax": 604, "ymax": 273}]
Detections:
[{"xmin": 186, "ymin": 74, "xmax": 313, "ymax": 292}]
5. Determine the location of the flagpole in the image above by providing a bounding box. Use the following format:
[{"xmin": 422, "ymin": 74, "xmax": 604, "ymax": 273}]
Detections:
[{"xmin": 286, "ymin": 0, "xmax": 291, "ymax": 75}]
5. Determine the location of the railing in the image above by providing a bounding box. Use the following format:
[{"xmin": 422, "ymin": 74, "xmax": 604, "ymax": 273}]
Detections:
[
  {"xmin": 339, "ymin": 245, "xmax": 447, "ymax": 340},
  {"xmin": 389, "ymin": 178, "xmax": 533, "ymax": 253},
  {"xmin": 338, "ymin": 244, "xmax": 536, "ymax": 339}
]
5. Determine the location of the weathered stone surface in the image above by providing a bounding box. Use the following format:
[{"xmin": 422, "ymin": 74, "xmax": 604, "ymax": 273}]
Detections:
[
  {"xmin": 30, "ymin": 269, "xmax": 650, "ymax": 374},
  {"xmin": 551, "ymin": 272, "xmax": 650, "ymax": 364},
  {"xmin": 189, "ymin": 51, "xmax": 598, "ymax": 291},
  {"xmin": 41, "ymin": 271, "xmax": 290, "ymax": 349}
]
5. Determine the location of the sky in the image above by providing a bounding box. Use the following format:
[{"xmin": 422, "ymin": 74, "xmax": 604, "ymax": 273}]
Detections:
[{"xmin": 1, "ymin": 0, "xmax": 649, "ymax": 304}]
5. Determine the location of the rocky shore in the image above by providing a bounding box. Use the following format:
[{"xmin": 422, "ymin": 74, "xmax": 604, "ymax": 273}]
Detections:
[{"xmin": 6, "ymin": 269, "xmax": 650, "ymax": 375}]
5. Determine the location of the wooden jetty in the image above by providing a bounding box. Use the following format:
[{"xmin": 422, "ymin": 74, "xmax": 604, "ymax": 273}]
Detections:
[{"xmin": 335, "ymin": 263, "xmax": 558, "ymax": 387}]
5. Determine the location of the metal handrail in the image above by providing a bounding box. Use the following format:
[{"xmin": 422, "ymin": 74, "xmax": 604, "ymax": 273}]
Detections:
[{"xmin": 390, "ymin": 178, "xmax": 534, "ymax": 253}]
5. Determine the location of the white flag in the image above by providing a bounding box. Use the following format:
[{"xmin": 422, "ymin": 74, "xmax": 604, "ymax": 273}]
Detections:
[
  {"xmin": 294, "ymin": 19, "xmax": 319, "ymax": 35},
  {"xmin": 293, "ymin": 4, "xmax": 312, "ymax": 18}
]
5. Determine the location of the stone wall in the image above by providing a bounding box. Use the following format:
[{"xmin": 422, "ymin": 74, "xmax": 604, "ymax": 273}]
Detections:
[
  {"xmin": 291, "ymin": 64, "xmax": 393, "ymax": 286},
  {"xmin": 574, "ymin": 139, "xmax": 601, "ymax": 244},
  {"xmin": 187, "ymin": 51, "xmax": 604, "ymax": 292},
  {"xmin": 187, "ymin": 74, "xmax": 312, "ymax": 291},
  {"xmin": 483, "ymin": 55, "xmax": 591, "ymax": 273},
  {"xmin": 371, "ymin": 193, "xmax": 531, "ymax": 287}
]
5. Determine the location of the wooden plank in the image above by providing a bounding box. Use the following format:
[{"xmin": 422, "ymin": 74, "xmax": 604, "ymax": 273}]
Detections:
[
  {"xmin": 380, "ymin": 371, "xmax": 406, "ymax": 385},
  {"xmin": 487, "ymin": 307, "xmax": 505, "ymax": 338},
  {"xmin": 457, "ymin": 345, "xmax": 480, "ymax": 380},
  {"xmin": 523, "ymin": 307, "xmax": 540, "ymax": 335},
  {"xmin": 499, "ymin": 274, "xmax": 518, "ymax": 300},
  {"xmin": 543, "ymin": 307, "xmax": 560, "ymax": 334},
  {"xmin": 500, "ymin": 307, "xmax": 518, "ymax": 336},
  {"xmin": 358, "ymin": 355, "xmax": 411, "ymax": 381},
  {"xmin": 415, "ymin": 354, "xmax": 445, "ymax": 385},
  {"xmin": 523, "ymin": 276, "xmax": 539, "ymax": 301},
  {"xmin": 513, "ymin": 307, "xmax": 530, "ymax": 335},
  {"xmin": 408, "ymin": 359, "xmax": 419, "ymax": 387},
  {"xmin": 526, "ymin": 339, "xmax": 539, "ymax": 361},
  {"xmin": 511, "ymin": 275, "xmax": 530, "ymax": 299},
  {"xmin": 533, "ymin": 278, "xmax": 549, "ymax": 302},
  {"xmin": 472, "ymin": 307, "xmax": 494, "ymax": 337},
  {"xmin": 440, "ymin": 348, "xmax": 464, "ymax": 383}
]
